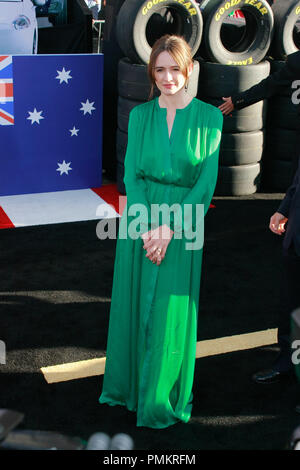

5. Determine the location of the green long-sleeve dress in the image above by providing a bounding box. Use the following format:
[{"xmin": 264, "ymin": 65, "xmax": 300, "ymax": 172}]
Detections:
[{"xmin": 99, "ymin": 97, "xmax": 223, "ymax": 429}]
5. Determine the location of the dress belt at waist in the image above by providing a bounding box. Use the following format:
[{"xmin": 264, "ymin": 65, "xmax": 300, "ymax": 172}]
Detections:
[{"xmin": 140, "ymin": 176, "xmax": 193, "ymax": 189}]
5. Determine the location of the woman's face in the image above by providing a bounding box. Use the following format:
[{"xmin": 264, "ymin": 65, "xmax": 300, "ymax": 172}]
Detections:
[{"xmin": 153, "ymin": 50, "xmax": 190, "ymax": 97}]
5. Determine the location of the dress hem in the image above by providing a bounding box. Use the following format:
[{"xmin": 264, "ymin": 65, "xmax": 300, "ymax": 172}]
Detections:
[{"xmin": 99, "ymin": 397, "xmax": 190, "ymax": 429}]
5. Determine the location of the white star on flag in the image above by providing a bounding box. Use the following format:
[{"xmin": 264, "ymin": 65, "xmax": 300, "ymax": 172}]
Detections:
[
  {"xmin": 69, "ymin": 126, "xmax": 79, "ymax": 136},
  {"xmin": 80, "ymin": 99, "xmax": 96, "ymax": 115},
  {"xmin": 27, "ymin": 108, "xmax": 44, "ymax": 124},
  {"xmin": 56, "ymin": 160, "xmax": 72, "ymax": 175},
  {"xmin": 56, "ymin": 68, "xmax": 72, "ymax": 84}
]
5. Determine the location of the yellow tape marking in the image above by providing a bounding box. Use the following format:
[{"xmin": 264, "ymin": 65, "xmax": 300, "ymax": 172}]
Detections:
[{"xmin": 41, "ymin": 328, "xmax": 277, "ymax": 384}]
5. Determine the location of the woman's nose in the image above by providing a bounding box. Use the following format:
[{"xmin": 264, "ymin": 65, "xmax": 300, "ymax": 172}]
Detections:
[{"xmin": 164, "ymin": 69, "xmax": 173, "ymax": 81}]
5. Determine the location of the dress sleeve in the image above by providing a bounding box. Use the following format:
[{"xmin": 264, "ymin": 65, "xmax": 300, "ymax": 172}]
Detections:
[
  {"xmin": 169, "ymin": 108, "xmax": 223, "ymax": 234},
  {"xmin": 123, "ymin": 107, "xmax": 151, "ymax": 233}
]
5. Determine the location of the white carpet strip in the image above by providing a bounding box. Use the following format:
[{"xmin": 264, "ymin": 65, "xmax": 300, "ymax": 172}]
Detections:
[{"xmin": 0, "ymin": 189, "xmax": 119, "ymax": 227}]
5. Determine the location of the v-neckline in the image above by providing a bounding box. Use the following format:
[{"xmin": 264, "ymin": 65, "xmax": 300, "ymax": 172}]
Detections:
[
  {"xmin": 167, "ymin": 110, "xmax": 176, "ymax": 140},
  {"xmin": 156, "ymin": 97, "xmax": 194, "ymax": 141}
]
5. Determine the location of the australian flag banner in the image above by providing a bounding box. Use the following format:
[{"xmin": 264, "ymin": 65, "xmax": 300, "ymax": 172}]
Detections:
[
  {"xmin": 0, "ymin": 56, "xmax": 14, "ymax": 126},
  {"xmin": 0, "ymin": 54, "xmax": 103, "ymax": 196}
]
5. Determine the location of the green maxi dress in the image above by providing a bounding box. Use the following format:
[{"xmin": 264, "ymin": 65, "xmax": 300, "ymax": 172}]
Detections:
[{"xmin": 99, "ymin": 97, "xmax": 223, "ymax": 429}]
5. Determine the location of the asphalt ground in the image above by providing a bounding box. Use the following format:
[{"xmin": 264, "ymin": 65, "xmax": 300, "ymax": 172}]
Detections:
[{"xmin": 1, "ymin": 190, "xmax": 300, "ymax": 452}]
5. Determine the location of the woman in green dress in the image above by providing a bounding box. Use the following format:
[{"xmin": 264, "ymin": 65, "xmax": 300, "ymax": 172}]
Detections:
[{"xmin": 99, "ymin": 35, "xmax": 223, "ymax": 429}]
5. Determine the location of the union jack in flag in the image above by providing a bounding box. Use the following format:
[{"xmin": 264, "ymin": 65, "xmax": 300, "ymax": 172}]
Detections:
[{"xmin": 0, "ymin": 56, "xmax": 14, "ymax": 126}]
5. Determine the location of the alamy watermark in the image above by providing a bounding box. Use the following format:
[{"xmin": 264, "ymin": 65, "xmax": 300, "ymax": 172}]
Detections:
[
  {"xmin": 292, "ymin": 340, "xmax": 300, "ymax": 366},
  {"xmin": 291, "ymin": 80, "xmax": 300, "ymax": 105},
  {"xmin": 0, "ymin": 340, "xmax": 5, "ymax": 365},
  {"xmin": 96, "ymin": 199, "xmax": 204, "ymax": 250}
]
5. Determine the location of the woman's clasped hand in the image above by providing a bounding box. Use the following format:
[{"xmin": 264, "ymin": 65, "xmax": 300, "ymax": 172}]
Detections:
[{"xmin": 142, "ymin": 224, "xmax": 174, "ymax": 265}]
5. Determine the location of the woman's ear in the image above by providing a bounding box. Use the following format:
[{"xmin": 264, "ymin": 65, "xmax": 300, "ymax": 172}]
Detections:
[{"xmin": 187, "ymin": 62, "xmax": 194, "ymax": 78}]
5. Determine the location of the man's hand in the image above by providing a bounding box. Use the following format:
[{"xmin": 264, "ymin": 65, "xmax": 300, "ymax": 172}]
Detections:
[
  {"xmin": 269, "ymin": 212, "xmax": 288, "ymax": 235},
  {"xmin": 218, "ymin": 97, "xmax": 234, "ymax": 115}
]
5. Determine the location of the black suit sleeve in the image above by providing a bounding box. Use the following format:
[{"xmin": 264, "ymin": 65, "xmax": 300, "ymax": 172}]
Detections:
[
  {"xmin": 278, "ymin": 158, "xmax": 300, "ymax": 218},
  {"xmin": 232, "ymin": 51, "xmax": 300, "ymax": 110}
]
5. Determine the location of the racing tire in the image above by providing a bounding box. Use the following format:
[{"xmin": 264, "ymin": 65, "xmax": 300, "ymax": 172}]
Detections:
[
  {"xmin": 270, "ymin": 0, "xmax": 300, "ymax": 59},
  {"xmin": 214, "ymin": 163, "xmax": 261, "ymax": 196},
  {"xmin": 219, "ymin": 131, "xmax": 265, "ymax": 166},
  {"xmin": 197, "ymin": 61, "xmax": 270, "ymax": 133},
  {"xmin": 118, "ymin": 97, "xmax": 142, "ymax": 133},
  {"xmin": 116, "ymin": 128, "xmax": 128, "ymax": 165},
  {"xmin": 116, "ymin": 0, "xmax": 203, "ymax": 64},
  {"xmin": 196, "ymin": 60, "xmax": 271, "ymax": 97},
  {"xmin": 116, "ymin": 128, "xmax": 127, "ymax": 194},
  {"xmin": 199, "ymin": 0, "xmax": 274, "ymax": 65},
  {"xmin": 118, "ymin": 58, "xmax": 154, "ymax": 101},
  {"xmin": 201, "ymin": 97, "xmax": 267, "ymax": 132}
]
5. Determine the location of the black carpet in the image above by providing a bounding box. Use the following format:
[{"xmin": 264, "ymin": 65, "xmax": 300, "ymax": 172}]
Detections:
[{"xmin": 1, "ymin": 192, "xmax": 299, "ymax": 450}]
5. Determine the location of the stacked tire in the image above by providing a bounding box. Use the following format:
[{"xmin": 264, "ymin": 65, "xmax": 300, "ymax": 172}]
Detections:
[
  {"xmin": 270, "ymin": 0, "xmax": 300, "ymax": 59},
  {"xmin": 262, "ymin": 59, "xmax": 300, "ymax": 191},
  {"xmin": 115, "ymin": 0, "xmax": 203, "ymax": 193},
  {"xmin": 197, "ymin": 60, "xmax": 270, "ymax": 195},
  {"xmin": 260, "ymin": 0, "xmax": 300, "ymax": 192},
  {"xmin": 196, "ymin": 0, "xmax": 274, "ymax": 195},
  {"xmin": 101, "ymin": 0, "xmax": 126, "ymax": 180},
  {"xmin": 198, "ymin": 0, "xmax": 274, "ymax": 66},
  {"xmin": 116, "ymin": 59, "xmax": 157, "ymax": 194}
]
